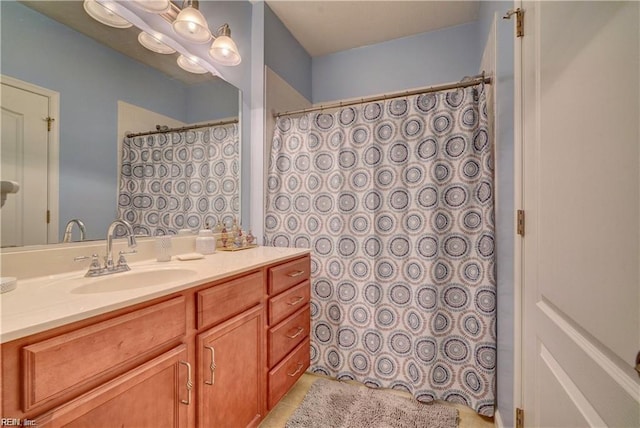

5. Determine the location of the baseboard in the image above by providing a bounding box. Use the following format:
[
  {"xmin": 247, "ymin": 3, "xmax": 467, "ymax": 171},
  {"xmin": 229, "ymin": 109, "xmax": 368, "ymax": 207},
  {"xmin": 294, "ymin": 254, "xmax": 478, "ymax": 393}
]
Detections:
[{"xmin": 494, "ymin": 409, "xmax": 505, "ymax": 428}]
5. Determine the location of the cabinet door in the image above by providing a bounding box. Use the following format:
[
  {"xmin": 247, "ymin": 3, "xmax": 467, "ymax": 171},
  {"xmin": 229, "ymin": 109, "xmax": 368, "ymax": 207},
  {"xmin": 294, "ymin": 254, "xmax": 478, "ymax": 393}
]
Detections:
[
  {"xmin": 197, "ymin": 305, "xmax": 265, "ymax": 428},
  {"xmin": 35, "ymin": 345, "xmax": 190, "ymax": 428}
]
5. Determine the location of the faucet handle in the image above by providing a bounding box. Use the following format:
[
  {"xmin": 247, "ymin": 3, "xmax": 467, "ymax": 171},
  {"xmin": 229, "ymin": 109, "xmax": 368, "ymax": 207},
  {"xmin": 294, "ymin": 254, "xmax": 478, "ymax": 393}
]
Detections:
[
  {"xmin": 117, "ymin": 249, "xmax": 137, "ymax": 268},
  {"xmin": 76, "ymin": 254, "xmax": 103, "ymax": 276}
]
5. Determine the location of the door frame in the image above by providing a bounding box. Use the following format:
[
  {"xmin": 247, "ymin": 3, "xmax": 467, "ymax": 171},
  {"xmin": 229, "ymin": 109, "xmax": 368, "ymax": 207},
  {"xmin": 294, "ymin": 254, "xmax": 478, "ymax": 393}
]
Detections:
[
  {"xmin": 513, "ymin": 0, "xmax": 524, "ymax": 422},
  {"xmin": 1, "ymin": 75, "xmax": 60, "ymax": 244}
]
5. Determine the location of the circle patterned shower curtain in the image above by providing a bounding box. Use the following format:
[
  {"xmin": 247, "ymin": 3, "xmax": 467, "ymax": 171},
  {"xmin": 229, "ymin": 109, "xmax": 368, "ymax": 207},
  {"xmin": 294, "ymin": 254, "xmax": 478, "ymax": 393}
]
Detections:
[{"xmin": 265, "ymin": 84, "xmax": 496, "ymax": 416}]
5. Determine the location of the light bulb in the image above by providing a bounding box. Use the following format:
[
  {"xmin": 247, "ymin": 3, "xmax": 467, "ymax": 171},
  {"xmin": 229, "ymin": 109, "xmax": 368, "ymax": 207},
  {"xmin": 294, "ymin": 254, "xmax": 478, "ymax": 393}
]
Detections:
[
  {"xmin": 83, "ymin": 0, "xmax": 132, "ymax": 28},
  {"xmin": 172, "ymin": 6, "xmax": 211, "ymax": 43}
]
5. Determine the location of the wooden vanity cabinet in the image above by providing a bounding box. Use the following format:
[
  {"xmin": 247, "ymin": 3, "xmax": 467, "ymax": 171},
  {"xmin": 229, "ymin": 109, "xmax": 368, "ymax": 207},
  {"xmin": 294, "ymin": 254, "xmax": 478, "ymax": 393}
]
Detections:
[{"xmin": 1, "ymin": 253, "xmax": 311, "ymax": 428}]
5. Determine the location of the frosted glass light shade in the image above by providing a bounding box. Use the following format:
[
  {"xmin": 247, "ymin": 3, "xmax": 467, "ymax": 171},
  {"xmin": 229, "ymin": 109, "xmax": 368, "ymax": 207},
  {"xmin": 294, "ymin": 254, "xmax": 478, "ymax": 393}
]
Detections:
[
  {"xmin": 83, "ymin": 0, "xmax": 132, "ymax": 28},
  {"xmin": 138, "ymin": 32, "xmax": 176, "ymax": 54},
  {"xmin": 209, "ymin": 36, "xmax": 241, "ymax": 66},
  {"xmin": 177, "ymin": 55, "xmax": 208, "ymax": 74},
  {"xmin": 172, "ymin": 6, "xmax": 211, "ymax": 43},
  {"xmin": 131, "ymin": 0, "xmax": 171, "ymax": 14}
]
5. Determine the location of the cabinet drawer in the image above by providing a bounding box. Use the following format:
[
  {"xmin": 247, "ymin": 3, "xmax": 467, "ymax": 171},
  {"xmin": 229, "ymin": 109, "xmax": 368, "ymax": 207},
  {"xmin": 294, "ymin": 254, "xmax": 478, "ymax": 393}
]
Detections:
[
  {"xmin": 268, "ymin": 337, "xmax": 310, "ymax": 409},
  {"xmin": 268, "ymin": 256, "xmax": 310, "ymax": 295},
  {"xmin": 268, "ymin": 305, "xmax": 310, "ymax": 367},
  {"xmin": 268, "ymin": 280, "xmax": 310, "ymax": 326},
  {"xmin": 23, "ymin": 297, "xmax": 186, "ymax": 412},
  {"xmin": 197, "ymin": 272, "xmax": 263, "ymax": 329}
]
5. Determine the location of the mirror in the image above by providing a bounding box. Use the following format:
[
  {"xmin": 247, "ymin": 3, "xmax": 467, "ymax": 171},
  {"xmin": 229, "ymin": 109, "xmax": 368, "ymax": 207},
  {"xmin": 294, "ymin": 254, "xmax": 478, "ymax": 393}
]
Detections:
[{"xmin": 0, "ymin": 1, "xmax": 241, "ymax": 247}]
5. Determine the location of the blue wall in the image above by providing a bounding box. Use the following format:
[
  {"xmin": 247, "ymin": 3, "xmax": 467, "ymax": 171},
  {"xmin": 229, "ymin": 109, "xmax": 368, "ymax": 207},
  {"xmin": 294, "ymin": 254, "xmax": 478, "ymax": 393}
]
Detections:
[
  {"xmin": 312, "ymin": 21, "xmax": 482, "ymax": 103},
  {"xmin": 478, "ymin": 2, "xmax": 516, "ymax": 427},
  {"xmin": 198, "ymin": 1, "xmax": 253, "ymax": 227},
  {"xmin": 186, "ymin": 79, "xmax": 240, "ymax": 123},
  {"xmin": 264, "ymin": 4, "xmax": 312, "ymax": 101}
]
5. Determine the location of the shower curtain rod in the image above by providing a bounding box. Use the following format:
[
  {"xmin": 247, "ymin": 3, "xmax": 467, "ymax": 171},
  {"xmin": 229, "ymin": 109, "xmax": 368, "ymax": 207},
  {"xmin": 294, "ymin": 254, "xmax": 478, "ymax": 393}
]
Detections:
[
  {"xmin": 125, "ymin": 118, "xmax": 238, "ymax": 138},
  {"xmin": 275, "ymin": 73, "xmax": 491, "ymax": 118}
]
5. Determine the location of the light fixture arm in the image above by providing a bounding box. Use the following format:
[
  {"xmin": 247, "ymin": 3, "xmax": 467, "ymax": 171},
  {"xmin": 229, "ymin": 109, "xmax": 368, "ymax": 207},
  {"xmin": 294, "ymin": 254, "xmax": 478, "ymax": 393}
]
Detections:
[
  {"xmin": 214, "ymin": 23, "xmax": 231, "ymax": 39},
  {"xmin": 181, "ymin": 0, "xmax": 199, "ymax": 10}
]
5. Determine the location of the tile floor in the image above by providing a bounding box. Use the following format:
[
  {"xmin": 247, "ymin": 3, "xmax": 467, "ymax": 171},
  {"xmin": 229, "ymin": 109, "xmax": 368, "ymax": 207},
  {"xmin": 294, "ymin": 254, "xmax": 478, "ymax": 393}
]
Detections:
[{"xmin": 260, "ymin": 373, "xmax": 494, "ymax": 428}]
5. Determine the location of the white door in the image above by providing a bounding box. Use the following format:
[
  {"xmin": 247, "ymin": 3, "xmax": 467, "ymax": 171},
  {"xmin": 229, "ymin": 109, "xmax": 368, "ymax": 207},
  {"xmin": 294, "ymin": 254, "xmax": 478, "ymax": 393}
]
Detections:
[
  {"xmin": 1, "ymin": 82, "xmax": 50, "ymax": 247},
  {"xmin": 520, "ymin": 1, "xmax": 640, "ymax": 427}
]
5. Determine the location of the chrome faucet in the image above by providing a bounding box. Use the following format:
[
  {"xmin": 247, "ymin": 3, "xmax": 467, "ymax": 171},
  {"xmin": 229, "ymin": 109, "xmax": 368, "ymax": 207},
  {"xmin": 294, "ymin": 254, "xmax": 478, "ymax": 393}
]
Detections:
[
  {"xmin": 75, "ymin": 220, "xmax": 137, "ymax": 277},
  {"xmin": 62, "ymin": 219, "xmax": 86, "ymax": 243},
  {"xmin": 105, "ymin": 219, "xmax": 137, "ymax": 271}
]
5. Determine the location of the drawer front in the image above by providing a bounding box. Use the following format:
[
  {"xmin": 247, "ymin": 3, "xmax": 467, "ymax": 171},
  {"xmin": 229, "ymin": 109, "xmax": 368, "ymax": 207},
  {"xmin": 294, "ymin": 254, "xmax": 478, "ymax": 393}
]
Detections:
[
  {"xmin": 268, "ymin": 280, "xmax": 310, "ymax": 326},
  {"xmin": 23, "ymin": 297, "xmax": 186, "ymax": 411},
  {"xmin": 197, "ymin": 271, "xmax": 264, "ymax": 329},
  {"xmin": 268, "ymin": 337, "xmax": 310, "ymax": 410},
  {"xmin": 268, "ymin": 256, "xmax": 310, "ymax": 295},
  {"xmin": 268, "ymin": 305, "xmax": 310, "ymax": 367}
]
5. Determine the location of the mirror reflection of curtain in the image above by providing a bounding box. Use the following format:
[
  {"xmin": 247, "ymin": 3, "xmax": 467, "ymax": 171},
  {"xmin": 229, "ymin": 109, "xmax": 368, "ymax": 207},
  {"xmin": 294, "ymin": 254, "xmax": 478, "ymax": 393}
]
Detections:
[
  {"xmin": 118, "ymin": 123, "xmax": 239, "ymax": 236},
  {"xmin": 265, "ymin": 85, "xmax": 496, "ymax": 416}
]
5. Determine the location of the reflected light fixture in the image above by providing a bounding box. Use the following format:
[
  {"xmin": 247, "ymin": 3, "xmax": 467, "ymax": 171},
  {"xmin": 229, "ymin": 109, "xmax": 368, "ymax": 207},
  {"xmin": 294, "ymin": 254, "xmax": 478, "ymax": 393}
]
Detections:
[
  {"xmin": 172, "ymin": 1, "xmax": 212, "ymax": 44},
  {"xmin": 177, "ymin": 55, "xmax": 208, "ymax": 74},
  {"xmin": 83, "ymin": 0, "xmax": 132, "ymax": 28},
  {"xmin": 209, "ymin": 24, "xmax": 241, "ymax": 66},
  {"xmin": 131, "ymin": 0, "xmax": 171, "ymax": 14},
  {"xmin": 138, "ymin": 32, "xmax": 176, "ymax": 54}
]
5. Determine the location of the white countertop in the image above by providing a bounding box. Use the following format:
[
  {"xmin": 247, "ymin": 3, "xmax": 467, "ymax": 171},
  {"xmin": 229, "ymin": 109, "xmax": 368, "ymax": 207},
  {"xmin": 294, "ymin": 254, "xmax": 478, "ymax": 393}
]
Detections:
[{"xmin": 0, "ymin": 246, "xmax": 310, "ymax": 343}]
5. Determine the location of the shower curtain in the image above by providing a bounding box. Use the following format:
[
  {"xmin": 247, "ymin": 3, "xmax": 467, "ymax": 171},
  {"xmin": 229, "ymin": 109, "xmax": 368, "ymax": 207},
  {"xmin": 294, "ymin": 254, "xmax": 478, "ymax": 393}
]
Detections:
[
  {"xmin": 118, "ymin": 123, "xmax": 239, "ymax": 236},
  {"xmin": 265, "ymin": 84, "xmax": 496, "ymax": 416}
]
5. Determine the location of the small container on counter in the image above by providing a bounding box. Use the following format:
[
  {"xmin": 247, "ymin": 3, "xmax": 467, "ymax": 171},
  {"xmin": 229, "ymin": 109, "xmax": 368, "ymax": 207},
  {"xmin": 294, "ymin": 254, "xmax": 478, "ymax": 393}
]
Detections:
[{"xmin": 195, "ymin": 229, "xmax": 216, "ymax": 254}]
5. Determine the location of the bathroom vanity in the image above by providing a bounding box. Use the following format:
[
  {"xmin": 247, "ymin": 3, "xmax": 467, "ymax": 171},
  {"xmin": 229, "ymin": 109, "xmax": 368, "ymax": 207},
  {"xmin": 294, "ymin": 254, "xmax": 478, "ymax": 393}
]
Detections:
[{"xmin": 0, "ymin": 247, "xmax": 311, "ymax": 427}]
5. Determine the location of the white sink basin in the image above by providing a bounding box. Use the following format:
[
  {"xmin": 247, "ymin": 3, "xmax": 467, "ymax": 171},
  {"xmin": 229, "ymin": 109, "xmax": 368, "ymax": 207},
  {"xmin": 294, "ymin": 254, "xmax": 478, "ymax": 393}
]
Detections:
[{"xmin": 70, "ymin": 268, "xmax": 198, "ymax": 294}]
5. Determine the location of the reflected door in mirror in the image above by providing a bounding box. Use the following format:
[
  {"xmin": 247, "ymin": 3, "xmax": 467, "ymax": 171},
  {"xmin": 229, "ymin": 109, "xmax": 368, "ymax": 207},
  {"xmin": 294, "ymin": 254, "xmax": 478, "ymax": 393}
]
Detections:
[{"xmin": 1, "ymin": 82, "xmax": 51, "ymax": 247}]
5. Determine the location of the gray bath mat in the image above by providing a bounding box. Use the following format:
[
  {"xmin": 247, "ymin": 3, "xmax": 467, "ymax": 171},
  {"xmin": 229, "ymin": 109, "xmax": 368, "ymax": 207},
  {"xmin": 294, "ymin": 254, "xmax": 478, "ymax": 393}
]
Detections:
[{"xmin": 285, "ymin": 378, "xmax": 459, "ymax": 428}]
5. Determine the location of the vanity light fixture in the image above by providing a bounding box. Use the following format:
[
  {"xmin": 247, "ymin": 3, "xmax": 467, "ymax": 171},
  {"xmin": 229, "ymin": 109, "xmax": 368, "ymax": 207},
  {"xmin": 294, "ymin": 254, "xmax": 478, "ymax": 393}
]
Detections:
[
  {"xmin": 176, "ymin": 55, "xmax": 208, "ymax": 74},
  {"xmin": 83, "ymin": 0, "xmax": 132, "ymax": 28},
  {"xmin": 209, "ymin": 24, "xmax": 241, "ymax": 66},
  {"xmin": 131, "ymin": 0, "xmax": 171, "ymax": 14},
  {"xmin": 172, "ymin": 1, "xmax": 212, "ymax": 44},
  {"xmin": 138, "ymin": 31, "xmax": 176, "ymax": 54}
]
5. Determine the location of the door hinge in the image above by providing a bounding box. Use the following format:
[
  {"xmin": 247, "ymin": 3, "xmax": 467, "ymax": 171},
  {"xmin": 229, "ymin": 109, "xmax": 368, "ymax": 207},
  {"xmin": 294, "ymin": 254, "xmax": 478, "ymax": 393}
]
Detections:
[
  {"xmin": 503, "ymin": 8, "xmax": 524, "ymax": 38},
  {"xmin": 517, "ymin": 209, "xmax": 525, "ymax": 236},
  {"xmin": 45, "ymin": 116, "xmax": 55, "ymax": 132},
  {"xmin": 516, "ymin": 408, "xmax": 524, "ymax": 428},
  {"xmin": 46, "ymin": 210, "xmax": 50, "ymax": 224}
]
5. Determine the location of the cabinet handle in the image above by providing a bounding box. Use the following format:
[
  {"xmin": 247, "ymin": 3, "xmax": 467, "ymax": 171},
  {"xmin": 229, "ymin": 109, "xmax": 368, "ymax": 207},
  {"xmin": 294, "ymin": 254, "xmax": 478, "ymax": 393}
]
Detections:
[
  {"xmin": 287, "ymin": 296, "xmax": 304, "ymax": 306},
  {"xmin": 287, "ymin": 362, "xmax": 304, "ymax": 377},
  {"xmin": 205, "ymin": 346, "xmax": 216, "ymax": 386},
  {"xmin": 286, "ymin": 327, "xmax": 304, "ymax": 339},
  {"xmin": 179, "ymin": 361, "xmax": 192, "ymax": 405},
  {"xmin": 287, "ymin": 270, "xmax": 305, "ymax": 278}
]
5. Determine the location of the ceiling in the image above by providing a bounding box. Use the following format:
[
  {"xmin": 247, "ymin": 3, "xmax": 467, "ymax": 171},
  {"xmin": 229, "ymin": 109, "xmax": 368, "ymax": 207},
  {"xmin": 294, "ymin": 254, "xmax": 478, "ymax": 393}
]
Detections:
[{"xmin": 265, "ymin": 1, "xmax": 480, "ymax": 57}]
